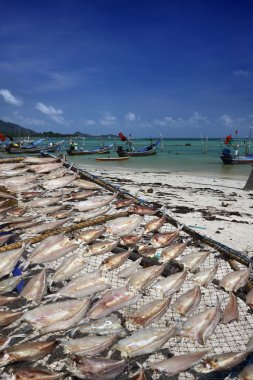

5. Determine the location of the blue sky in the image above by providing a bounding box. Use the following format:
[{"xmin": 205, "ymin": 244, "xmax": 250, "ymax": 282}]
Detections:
[{"xmin": 0, "ymin": 0, "xmax": 253, "ymax": 138}]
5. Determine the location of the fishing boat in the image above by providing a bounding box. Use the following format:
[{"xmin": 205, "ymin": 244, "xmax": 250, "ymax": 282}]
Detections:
[
  {"xmin": 117, "ymin": 141, "xmax": 159, "ymax": 157},
  {"xmin": 220, "ymin": 130, "xmax": 253, "ymax": 164},
  {"xmin": 95, "ymin": 156, "xmax": 129, "ymax": 161},
  {"xmin": 220, "ymin": 148, "xmax": 253, "ymax": 164},
  {"xmin": 67, "ymin": 146, "xmax": 112, "ymax": 156},
  {"xmin": 5, "ymin": 140, "xmax": 63, "ymax": 155}
]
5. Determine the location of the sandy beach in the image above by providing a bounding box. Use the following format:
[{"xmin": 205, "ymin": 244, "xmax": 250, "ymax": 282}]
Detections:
[{"xmin": 87, "ymin": 166, "xmax": 253, "ymax": 256}]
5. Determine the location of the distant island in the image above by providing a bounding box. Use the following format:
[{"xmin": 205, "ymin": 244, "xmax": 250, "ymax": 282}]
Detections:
[{"xmin": 0, "ymin": 119, "xmax": 117, "ymax": 139}]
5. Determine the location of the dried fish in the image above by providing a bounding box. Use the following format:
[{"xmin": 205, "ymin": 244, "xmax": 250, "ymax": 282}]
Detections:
[
  {"xmin": 67, "ymin": 355, "xmax": 125, "ymax": 380},
  {"xmin": 49, "ymin": 207, "xmax": 73, "ymax": 219},
  {"xmin": 179, "ymin": 250, "xmax": 209, "ymax": 272},
  {"xmin": 73, "ymin": 206, "xmax": 110, "ymax": 222},
  {"xmin": 86, "ymin": 240, "xmax": 118, "ymax": 256},
  {"xmin": 128, "ymin": 369, "xmax": 148, "ymax": 380},
  {"xmin": 1, "ymin": 173, "xmax": 39, "ymax": 186},
  {"xmin": 115, "ymin": 326, "xmax": 175, "ymax": 357},
  {"xmin": 27, "ymin": 235, "xmax": 78, "ymax": 264},
  {"xmin": 101, "ymin": 250, "xmax": 130, "ymax": 271},
  {"xmin": 0, "ymin": 310, "xmax": 22, "ymax": 327},
  {"xmin": 27, "ymin": 218, "xmax": 71, "ymax": 235},
  {"xmin": 246, "ymin": 288, "xmax": 253, "ymax": 309},
  {"xmin": 0, "ymin": 340, "xmax": 57, "ymax": 367},
  {"xmin": 196, "ymin": 351, "xmax": 250, "ymax": 373},
  {"xmin": 0, "ymin": 167, "xmax": 28, "ymax": 177},
  {"xmin": 0, "ymin": 244, "xmax": 25, "ymax": 278},
  {"xmin": 52, "ymin": 255, "xmax": 87, "ymax": 283},
  {"xmin": 0, "ymin": 295, "xmax": 17, "ymax": 306},
  {"xmin": 0, "ymin": 190, "xmax": 17, "ymax": 200},
  {"xmin": 26, "ymin": 197, "xmax": 61, "ymax": 208},
  {"xmin": 128, "ymin": 298, "xmax": 171, "ymax": 327},
  {"xmin": 77, "ymin": 226, "xmax": 106, "ymax": 244},
  {"xmin": 66, "ymin": 190, "xmax": 98, "ymax": 201},
  {"xmin": 20, "ymin": 269, "xmax": 47, "ymax": 303},
  {"xmin": 61, "ymin": 335, "xmax": 116, "ymax": 355},
  {"xmin": 117, "ymin": 258, "xmax": 142, "ymax": 279},
  {"xmin": 56, "ymin": 271, "xmax": 110, "ymax": 298},
  {"xmin": 23, "ymin": 298, "xmax": 90, "ymax": 334},
  {"xmin": 0, "ymin": 275, "xmax": 24, "ymax": 294},
  {"xmin": 87, "ymin": 286, "xmax": 141, "ymax": 320},
  {"xmin": 191, "ymin": 261, "xmax": 218, "ymax": 287},
  {"xmin": 151, "ymin": 226, "xmax": 182, "ymax": 248},
  {"xmin": 150, "ymin": 349, "xmax": 210, "ymax": 377},
  {"xmin": 13, "ymin": 367, "xmax": 63, "ymax": 379},
  {"xmin": 239, "ymin": 364, "xmax": 253, "ymax": 380},
  {"xmin": 21, "ymin": 191, "xmax": 44, "ymax": 199},
  {"xmin": 42, "ymin": 174, "xmax": 77, "ymax": 190},
  {"xmin": 128, "ymin": 263, "xmax": 166, "ymax": 291},
  {"xmin": 0, "ymin": 162, "xmax": 25, "ymax": 170},
  {"xmin": 145, "ymin": 212, "xmax": 166, "ymax": 233},
  {"xmin": 115, "ymin": 197, "xmax": 135, "ymax": 209},
  {"xmin": 219, "ymin": 265, "xmax": 251, "ymax": 292},
  {"xmin": 180, "ymin": 298, "xmax": 221, "ymax": 345},
  {"xmin": 43, "ymin": 166, "xmax": 69, "ymax": 180},
  {"xmin": 221, "ymin": 292, "xmax": 239, "ymax": 324},
  {"xmin": 172, "ymin": 286, "xmax": 201, "ymax": 317},
  {"xmin": 28, "ymin": 161, "xmax": 63, "ymax": 173},
  {"xmin": 23, "ymin": 157, "xmax": 59, "ymax": 164},
  {"xmin": 159, "ymin": 238, "xmax": 191, "ymax": 262},
  {"xmin": 73, "ymin": 179, "xmax": 101, "ymax": 190},
  {"xmin": 129, "ymin": 204, "xmax": 157, "ymax": 215},
  {"xmin": 246, "ymin": 335, "xmax": 253, "ymax": 350},
  {"xmin": 138, "ymin": 245, "xmax": 157, "ymax": 257},
  {"xmin": 119, "ymin": 234, "xmax": 143, "ymax": 246},
  {"xmin": 105, "ymin": 215, "xmax": 142, "ymax": 237},
  {"xmin": 73, "ymin": 314, "xmax": 125, "ymax": 336},
  {"xmin": 152, "ymin": 268, "xmax": 187, "ymax": 296},
  {"xmin": 74, "ymin": 194, "xmax": 117, "ymax": 212}
]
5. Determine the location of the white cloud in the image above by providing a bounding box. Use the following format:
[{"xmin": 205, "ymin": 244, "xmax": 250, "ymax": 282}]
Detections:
[
  {"xmin": 35, "ymin": 102, "xmax": 65, "ymax": 124},
  {"xmin": 153, "ymin": 112, "xmax": 209, "ymax": 129},
  {"xmin": 125, "ymin": 112, "xmax": 136, "ymax": 122},
  {"xmin": 83, "ymin": 119, "xmax": 96, "ymax": 126},
  {"xmin": 0, "ymin": 89, "xmax": 23, "ymax": 106},
  {"xmin": 221, "ymin": 114, "xmax": 233, "ymax": 125},
  {"xmin": 99, "ymin": 112, "xmax": 117, "ymax": 126},
  {"xmin": 233, "ymin": 69, "xmax": 249, "ymax": 76}
]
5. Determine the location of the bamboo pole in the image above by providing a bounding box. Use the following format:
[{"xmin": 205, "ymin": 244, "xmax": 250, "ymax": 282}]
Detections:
[{"xmin": 0, "ymin": 156, "xmax": 25, "ymax": 164}]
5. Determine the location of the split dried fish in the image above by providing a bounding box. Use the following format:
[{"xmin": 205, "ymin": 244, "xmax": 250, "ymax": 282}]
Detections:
[
  {"xmin": 0, "ymin": 340, "xmax": 57, "ymax": 367},
  {"xmin": 0, "ymin": 275, "xmax": 24, "ymax": 294},
  {"xmin": 179, "ymin": 250, "xmax": 210, "ymax": 272},
  {"xmin": 66, "ymin": 190, "xmax": 98, "ymax": 201},
  {"xmin": 49, "ymin": 207, "xmax": 73, "ymax": 219},
  {"xmin": 77, "ymin": 226, "xmax": 106, "ymax": 244},
  {"xmin": 12, "ymin": 367, "xmax": 63, "ymax": 379},
  {"xmin": 138, "ymin": 245, "xmax": 157, "ymax": 257},
  {"xmin": 43, "ymin": 166, "xmax": 69, "ymax": 180},
  {"xmin": 23, "ymin": 157, "xmax": 58, "ymax": 164},
  {"xmin": 149, "ymin": 349, "xmax": 210, "ymax": 377},
  {"xmin": 101, "ymin": 250, "xmax": 130, "ymax": 271},
  {"xmin": 27, "ymin": 218, "xmax": 71, "ymax": 235},
  {"xmin": 52, "ymin": 255, "xmax": 87, "ymax": 283},
  {"xmin": 105, "ymin": 215, "xmax": 142, "ymax": 237},
  {"xmin": 246, "ymin": 288, "xmax": 253, "ymax": 309},
  {"xmin": 115, "ymin": 197, "xmax": 135, "ymax": 209},
  {"xmin": 61, "ymin": 335, "xmax": 116, "ymax": 356},
  {"xmin": 129, "ymin": 204, "xmax": 157, "ymax": 215},
  {"xmin": 144, "ymin": 212, "xmax": 166, "ymax": 233},
  {"xmin": 20, "ymin": 269, "xmax": 47, "ymax": 303},
  {"xmin": 180, "ymin": 298, "xmax": 221, "ymax": 345},
  {"xmin": 86, "ymin": 240, "xmax": 118, "ymax": 256},
  {"xmin": 0, "ymin": 310, "xmax": 22, "ymax": 327},
  {"xmin": 239, "ymin": 364, "xmax": 253, "ymax": 380},
  {"xmin": 159, "ymin": 238, "xmax": 191, "ymax": 262},
  {"xmin": 74, "ymin": 194, "xmax": 117, "ymax": 212},
  {"xmin": 172, "ymin": 285, "xmax": 201, "ymax": 316},
  {"xmin": 128, "ymin": 262, "xmax": 166, "ymax": 291},
  {"xmin": 191, "ymin": 261, "xmax": 218, "ymax": 287},
  {"xmin": 87, "ymin": 286, "xmax": 141, "ymax": 320},
  {"xmin": 1, "ymin": 173, "xmax": 39, "ymax": 186},
  {"xmin": 115, "ymin": 326, "xmax": 175, "ymax": 357},
  {"xmin": 28, "ymin": 161, "xmax": 63, "ymax": 173},
  {"xmin": 0, "ymin": 167, "xmax": 28, "ymax": 177},
  {"xmin": 221, "ymin": 292, "xmax": 239, "ymax": 324},
  {"xmin": 73, "ymin": 314, "xmax": 125, "ymax": 336},
  {"xmin": 128, "ymin": 298, "xmax": 171, "ymax": 327},
  {"xmin": 0, "ymin": 243, "xmax": 25, "ymax": 278},
  {"xmin": 0, "ymin": 295, "xmax": 17, "ymax": 306},
  {"xmin": 119, "ymin": 234, "xmax": 143, "ymax": 246},
  {"xmin": 73, "ymin": 179, "xmax": 101, "ymax": 190},
  {"xmin": 0, "ymin": 190, "xmax": 17, "ymax": 200},
  {"xmin": 196, "ymin": 351, "xmax": 250, "ymax": 373},
  {"xmin": 117, "ymin": 258, "xmax": 142, "ymax": 279},
  {"xmin": 219, "ymin": 265, "xmax": 251, "ymax": 292},
  {"xmin": 151, "ymin": 227, "xmax": 182, "ymax": 248},
  {"xmin": 73, "ymin": 205, "xmax": 110, "ymax": 222},
  {"xmin": 152, "ymin": 268, "xmax": 187, "ymax": 296},
  {"xmin": 128, "ymin": 369, "xmax": 148, "ymax": 380},
  {"xmin": 25, "ymin": 197, "xmax": 61, "ymax": 208},
  {"xmin": 67, "ymin": 355, "xmax": 125, "ymax": 380},
  {"xmin": 42, "ymin": 174, "xmax": 77, "ymax": 190}
]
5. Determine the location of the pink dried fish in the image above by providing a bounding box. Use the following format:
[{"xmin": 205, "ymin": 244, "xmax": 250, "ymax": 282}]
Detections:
[
  {"xmin": 0, "ymin": 275, "xmax": 24, "ymax": 294},
  {"xmin": 52, "ymin": 255, "xmax": 87, "ymax": 283},
  {"xmin": 27, "ymin": 218, "xmax": 71, "ymax": 235},
  {"xmin": 73, "ymin": 205, "xmax": 110, "ymax": 222},
  {"xmin": 67, "ymin": 356, "xmax": 125, "ymax": 380},
  {"xmin": 129, "ymin": 369, "xmax": 148, "ymax": 380},
  {"xmin": 13, "ymin": 367, "xmax": 63, "ymax": 379},
  {"xmin": 0, "ymin": 309, "xmax": 22, "ymax": 327},
  {"xmin": 239, "ymin": 364, "xmax": 253, "ymax": 380},
  {"xmin": 191, "ymin": 261, "xmax": 219, "ymax": 287},
  {"xmin": 43, "ymin": 166, "xmax": 69, "ymax": 180},
  {"xmin": 42, "ymin": 174, "xmax": 77, "ymax": 190},
  {"xmin": 128, "ymin": 262, "xmax": 166, "ymax": 291},
  {"xmin": 0, "ymin": 340, "xmax": 57, "ymax": 368},
  {"xmin": 27, "ymin": 235, "xmax": 78, "ymax": 264},
  {"xmin": 61, "ymin": 335, "xmax": 116, "ymax": 356},
  {"xmin": 0, "ymin": 243, "xmax": 25, "ymax": 278},
  {"xmin": 105, "ymin": 215, "xmax": 142, "ymax": 237},
  {"xmin": 150, "ymin": 349, "xmax": 210, "ymax": 377},
  {"xmin": 152, "ymin": 268, "xmax": 187, "ymax": 296},
  {"xmin": 144, "ymin": 212, "xmax": 166, "ymax": 233},
  {"xmin": 74, "ymin": 194, "xmax": 117, "ymax": 212},
  {"xmin": 86, "ymin": 240, "xmax": 118, "ymax": 256},
  {"xmin": 0, "ymin": 162, "xmax": 25, "ymax": 170},
  {"xmin": 28, "ymin": 161, "xmax": 63, "ymax": 173},
  {"xmin": 23, "ymin": 298, "xmax": 91, "ymax": 334},
  {"xmin": 1, "ymin": 173, "xmax": 39, "ymax": 186},
  {"xmin": 73, "ymin": 314, "xmax": 125, "ymax": 336},
  {"xmin": 66, "ymin": 190, "xmax": 98, "ymax": 201},
  {"xmin": 129, "ymin": 204, "xmax": 157, "ymax": 215},
  {"xmin": 87, "ymin": 286, "xmax": 141, "ymax": 320},
  {"xmin": 179, "ymin": 250, "xmax": 210, "ymax": 272},
  {"xmin": 196, "ymin": 351, "xmax": 250, "ymax": 373},
  {"xmin": 138, "ymin": 245, "xmax": 157, "ymax": 257},
  {"xmin": 73, "ymin": 179, "xmax": 101, "ymax": 190},
  {"xmin": 119, "ymin": 234, "xmax": 143, "ymax": 246},
  {"xmin": 219, "ymin": 265, "xmax": 251, "ymax": 292},
  {"xmin": 77, "ymin": 226, "xmax": 106, "ymax": 244},
  {"xmin": 128, "ymin": 298, "xmax": 171, "ymax": 327},
  {"xmin": 115, "ymin": 326, "xmax": 175, "ymax": 357},
  {"xmin": 246, "ymin": 288, "xmax": 253, "ymax": 309},
  {"xmin": 159, "ymin": 238, "xmax": 191, "ymax": 262},
  {"xmin": 101, "ymin": 250, "xmax": 131, "ymax": 271},
  {"xmin": 180, "ymin": 298, "xmax": 221, "ymax": 345},
  {"xmin": 0, "ymin": 167, "xmax": 28, "ymax": 177},
  {"xmin": 151, "ymin": 226, "xmax": 182, "ymax": 248},
  {"xmin": 0, "ymin": 295, "xmax": 17, "ymax": 306},
  {"xmin": 117, "ymin": 258, "xmax": 142, "ymax": 278},
  {"xmin": 115, "ymin": 197, "xmax": 135, "ymax": 209},
  {"xmin": 172, "ymin": 286, "xmax": 201, "ymax": 316},
  {"xmin": 21, "ymin": 191, "xmax": 44, "ymax": 199},
  {"xmin": 49, "ymin": 207, "xmax": 73, "ymax": 219},
  {"xmin": 20, "ymin": 269, "xmax": 47, "ymax": 303},
  {"xmin": 26, "ymin": 197, "xmax": 61, "ymax": 208},
  {"xmin": 221, "ymin": 292, "xmax": 239, "ymax": 324}
]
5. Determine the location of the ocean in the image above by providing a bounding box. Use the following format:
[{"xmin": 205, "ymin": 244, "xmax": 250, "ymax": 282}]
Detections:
[{"xmin": 63, "ymin": 138, "xmax": 253, "ymax": 181}]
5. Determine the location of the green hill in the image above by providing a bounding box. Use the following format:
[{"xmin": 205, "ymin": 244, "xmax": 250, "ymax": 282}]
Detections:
[{"xmin": 0, "ymin": 119, "xmax": 39, "ymax": 137}]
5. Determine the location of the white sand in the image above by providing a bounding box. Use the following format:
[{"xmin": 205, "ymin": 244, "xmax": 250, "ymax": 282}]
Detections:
[{"xmin": 87, "ymin": 167, "xmax": 253, "ymax": 256}]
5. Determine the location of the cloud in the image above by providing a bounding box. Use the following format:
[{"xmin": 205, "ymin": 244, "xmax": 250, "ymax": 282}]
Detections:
[
  {"xmin": 35, "ymin": 102, "xmax": 65, "ymax": 124},
  {"xmin": 0, "ymin": 89, "xmax": 23, "ymax": 106},
  {"xmin": 221, "ymin": 114, "xmax": 233, "ymax": 125},
  {"xmin": 125, "ymin": 112, "xmax": 136, "ymax": 122},
  {"xmin": 233, "ymin": 69, "xmax": 249, "ymax": 76},
  {"xmin": 82, "ymin": 119, "xmax": 96, "ymax": 126},
  {"xmin": 99, "ymin": 112, "xmax": 117, "ymax": 126},
  {"xmin": 153, "ymin": 112, "xmax": 209, "ymax": 129}
]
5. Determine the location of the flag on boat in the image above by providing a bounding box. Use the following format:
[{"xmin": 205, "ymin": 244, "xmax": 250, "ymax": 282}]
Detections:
[
  {"xmin": 0, "ymin": 133, "xmax": 6, "ymax": 141},
  {"xmin": 224, "ymin": 134, "xmax": 233, "ymax": 145},
  {"xmin": 118, "ymin": 132, "xmax": 127, "ymax": 141}
]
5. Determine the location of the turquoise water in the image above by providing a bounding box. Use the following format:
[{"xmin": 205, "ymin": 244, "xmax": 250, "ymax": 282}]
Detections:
[{"xmin": 63, "ymin": 138, "xmax": 253, "ymax": 181}]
